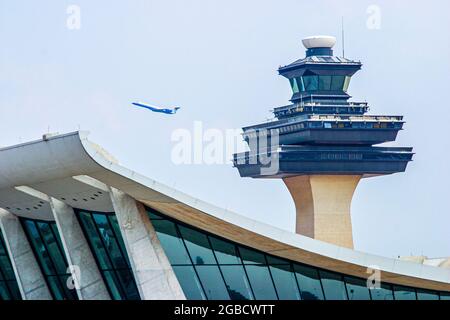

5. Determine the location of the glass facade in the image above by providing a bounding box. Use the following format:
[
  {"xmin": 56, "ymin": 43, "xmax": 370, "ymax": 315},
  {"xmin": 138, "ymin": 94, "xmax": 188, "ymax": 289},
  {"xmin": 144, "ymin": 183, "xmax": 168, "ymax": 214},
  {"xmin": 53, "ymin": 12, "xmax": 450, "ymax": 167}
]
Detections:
[
  {"xmin": 0, "ymin": 229, "xmax": 21, "ymax": 300},
  {"xmin": 147, "ymin": 207, "xmax": 450, "ymax": 300},
  {"xmin": 74, "ymin": 210, "xmax": 140, "ymax": 300},
  {"xmin": 290, "ymin": 75, "xmax": 351, "ymax": 94},
  {"xmin": 320, "ymin": 270, "xmax": 348, "ymax": 300},
  {"xmin": 20, "ymin": 218, "xmax": 78, "ymax": 300}
]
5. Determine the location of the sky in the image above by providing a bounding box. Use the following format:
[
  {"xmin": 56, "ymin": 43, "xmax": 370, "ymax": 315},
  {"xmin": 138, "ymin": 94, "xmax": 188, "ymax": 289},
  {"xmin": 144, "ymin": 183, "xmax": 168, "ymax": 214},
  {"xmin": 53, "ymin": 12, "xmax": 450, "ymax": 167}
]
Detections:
[{"xmin": 1, "ymin": 0, "xmax": 449, "ymax": 259}]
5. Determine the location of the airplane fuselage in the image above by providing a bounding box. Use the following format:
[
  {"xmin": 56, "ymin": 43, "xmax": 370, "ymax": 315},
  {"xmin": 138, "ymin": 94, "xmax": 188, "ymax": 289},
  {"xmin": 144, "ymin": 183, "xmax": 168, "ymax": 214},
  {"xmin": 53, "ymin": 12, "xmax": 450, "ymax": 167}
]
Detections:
[{"xmin": 132, "ymin": 102, "xmax": 179, "ymax": 115}]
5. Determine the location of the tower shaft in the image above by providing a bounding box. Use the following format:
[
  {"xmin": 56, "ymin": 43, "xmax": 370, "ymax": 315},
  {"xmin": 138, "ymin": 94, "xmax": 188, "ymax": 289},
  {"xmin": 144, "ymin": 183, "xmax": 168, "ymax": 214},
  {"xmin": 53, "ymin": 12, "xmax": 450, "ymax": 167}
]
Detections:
[{"xmin": 284, "ymin": 175, "xmax": 360, "ymax": 248}]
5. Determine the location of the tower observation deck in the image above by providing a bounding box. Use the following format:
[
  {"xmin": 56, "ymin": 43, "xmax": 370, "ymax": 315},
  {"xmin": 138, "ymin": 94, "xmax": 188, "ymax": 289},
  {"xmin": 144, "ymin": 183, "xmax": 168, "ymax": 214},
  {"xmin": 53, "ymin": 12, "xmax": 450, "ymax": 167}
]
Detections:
[{"xmin": 233, "ymin": 36, "xmax": 414, "ymax": 248}]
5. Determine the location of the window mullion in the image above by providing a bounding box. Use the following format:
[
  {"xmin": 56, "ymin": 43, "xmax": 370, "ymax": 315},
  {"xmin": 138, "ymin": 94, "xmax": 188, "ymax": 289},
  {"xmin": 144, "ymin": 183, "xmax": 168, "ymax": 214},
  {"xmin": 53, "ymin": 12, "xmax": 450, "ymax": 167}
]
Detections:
[
  {"xmin": 264, "ymin": 255, "xmax": 280, "ymax": 300},
  {"xmin": 206, "ymin": 235, "xmax": 232, "ymax": 300},
  {"xmin": 237, "ymin": 250, "xmax": 256, "ymax": 300},
  {"xmin": 33, "ymin": 221, "xmax": 68, "ymax": 299},
  {"xmin": 176, "ymin": 224, "xmax": 208, "ymax": 300},
  {"xmin": 0, "ymin": 257, "xmax": 13, "ymax": 299},
  {"xmin": 105, "ymin": 214, "xmax": 130, "ymax": 268},
  {"xmin": 90, "ymin": 213, "xmax": 127, "ymax": 299}
]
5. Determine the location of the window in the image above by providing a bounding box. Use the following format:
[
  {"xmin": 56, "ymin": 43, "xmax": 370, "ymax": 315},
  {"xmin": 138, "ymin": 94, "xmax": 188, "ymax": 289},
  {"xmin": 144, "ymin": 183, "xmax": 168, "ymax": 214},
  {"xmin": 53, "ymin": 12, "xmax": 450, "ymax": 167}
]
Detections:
[
  {"xmin": 75, "ymin": 210, "xmax": 140, "ymax": 300},
  {"xmin": 417, "ymin": 289, "xmax": 439, "ymax": 300},
  {"xmin": 152, "ymin": 219, "xmax": 192, "ymax": 265},
  {"xmin": 296, "ymin": 77, "xmax": 305, "ymax": 92},
  {"xmin": 294, "ymin": 264, "xmax": 324, "ymax": 300},
  {"xmin": 344, "ymin": 277, "xmax": 371, "ymax": 300},
  {"xmin": 440, "ymin": 292, "xmax": 450, "ymax": 300},
  {"xmin": 297, "ymin": 75, "xmax": 349, "ymax": 92},
  {"xmin": 343, "ymin": 76, "xmax": 351, "ymax": 92},
  {"xmin": 393, "ymin": 285, "xmax": 417, "ymax": 300},
  {"xmin": 370, "ymin": 283, "xmax": 394, "ymax": 300},
  {"xmin": 331, "ymin": 76, "xmax": 345, "ymax": 90},
  {"xmin": 146, "ymin": 208, "xmax": 450, "ymax": 301},
  {"xmin": 239, "ymin": 247, "xmax": 266, "ymax": 264},
  {"xmin": 21, "ymin": 218, "xmax": 78, "ymax": 300},
  {"xmin": 178, "ymin": 226, "xmax": 216, "ymax": 265},
  {"xmin": 318, "ymin": 76, "xmax": 332, "ymax": 90},
  {"xmin": 172, "ymin": 266, "xmax": 206, "ymax": 300},
  {"xmin": 210, "ymin": 237, "xmax": 241, "ymax": 264},
  {"xmin": 289, "ymin": 78, "xmax": 299, "ymax": 94},
  {"xmin": 303, "ymin": 75, "xmax": 318, "ymax": 91},
  {"xmin": 220, "ymin": 265, "xmax": 253, "ymax": 300},
  {"xmin": 0, "ymin": 230, "xmax": 21, "ymax": 300},
  {"xmin": 319, "ymin": 271, "xmax": 348, "ymax": 300},
  {"xmin": 244, "ymin": 265, "xmax": 278, "ymax": 299},
  {"xmin": 196, "ymin": 265, "xmax": 230, "ymax": 299},
  {"xmin": 267, "ymin": 256, "xmax": 301, "ymax": 300}
]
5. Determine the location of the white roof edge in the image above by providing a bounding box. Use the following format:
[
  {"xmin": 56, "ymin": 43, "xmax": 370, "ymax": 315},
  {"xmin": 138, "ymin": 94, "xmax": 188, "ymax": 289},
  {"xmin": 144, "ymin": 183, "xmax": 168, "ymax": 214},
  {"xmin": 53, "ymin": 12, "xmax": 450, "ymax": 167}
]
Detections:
[
  {"xmin": 0, "ymin": 131, "xmax": 87, "ymax": 152},
  {"xmin": 0, "ymin": 131, "xmax": 448, "ymax": 288},
  {"xmin": 77, "ymin": 132, "xmax": 450, "ymax": 287}
]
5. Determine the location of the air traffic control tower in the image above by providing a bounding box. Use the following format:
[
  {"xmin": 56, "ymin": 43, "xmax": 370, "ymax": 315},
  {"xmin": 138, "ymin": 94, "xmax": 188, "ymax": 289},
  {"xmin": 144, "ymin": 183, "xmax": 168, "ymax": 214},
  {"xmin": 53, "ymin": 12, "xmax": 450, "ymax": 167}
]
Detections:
[{"xmin": 233, "ymin": 36, "xmax": 414, "ymax": 249}]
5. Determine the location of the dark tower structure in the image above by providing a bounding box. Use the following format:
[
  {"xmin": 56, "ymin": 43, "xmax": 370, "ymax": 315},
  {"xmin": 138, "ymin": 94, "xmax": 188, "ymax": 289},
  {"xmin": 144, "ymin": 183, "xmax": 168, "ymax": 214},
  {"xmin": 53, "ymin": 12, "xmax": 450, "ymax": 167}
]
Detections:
[{"xmin": 233, "ymin": 36, "xmax": 413, "ymax": 248}]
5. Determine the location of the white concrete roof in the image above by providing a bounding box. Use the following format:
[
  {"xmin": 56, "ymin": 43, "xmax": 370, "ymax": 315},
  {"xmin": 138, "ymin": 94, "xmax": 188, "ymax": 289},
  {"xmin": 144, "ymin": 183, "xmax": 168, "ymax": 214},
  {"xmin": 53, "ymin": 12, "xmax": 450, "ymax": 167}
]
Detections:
[{"xmin": 0, "ymin": 131, "xmax": 449, "ymax": 291}]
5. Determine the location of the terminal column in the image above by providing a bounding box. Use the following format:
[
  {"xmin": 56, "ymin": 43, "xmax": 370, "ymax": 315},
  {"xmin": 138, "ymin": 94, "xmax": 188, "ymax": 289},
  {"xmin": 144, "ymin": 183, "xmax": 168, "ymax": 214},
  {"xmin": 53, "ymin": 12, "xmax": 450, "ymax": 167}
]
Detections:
[
  {"xmin": 109, "ymin": 187, "xmax": 185, "ymax": 300},
  {"xmin": 49, "ymin": 198, "xmax": 111, "ymax": 300}
]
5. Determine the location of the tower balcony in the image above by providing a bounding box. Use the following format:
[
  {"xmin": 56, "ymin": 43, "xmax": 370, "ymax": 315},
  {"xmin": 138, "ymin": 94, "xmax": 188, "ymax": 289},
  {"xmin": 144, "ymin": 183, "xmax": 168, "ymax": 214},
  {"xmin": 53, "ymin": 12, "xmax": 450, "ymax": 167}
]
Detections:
[
  {"xmin": 233, "ymin": 145, "xmax": 414, "ymax": 178},
  {"xmin": 242, "ymin": 115, "xmax": 405, "ymax": 146},
  {"xmin": 274, "ymin": 102, "xmax": 370, "ymax": 119}
]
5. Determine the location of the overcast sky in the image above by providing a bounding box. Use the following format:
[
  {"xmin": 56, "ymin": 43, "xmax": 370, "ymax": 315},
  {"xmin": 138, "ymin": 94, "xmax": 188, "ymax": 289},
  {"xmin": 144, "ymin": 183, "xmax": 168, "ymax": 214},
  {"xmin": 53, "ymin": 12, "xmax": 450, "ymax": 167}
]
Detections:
[{"xmin": 1, "ymin": 0, "xmax": 449, "ymax": 258}]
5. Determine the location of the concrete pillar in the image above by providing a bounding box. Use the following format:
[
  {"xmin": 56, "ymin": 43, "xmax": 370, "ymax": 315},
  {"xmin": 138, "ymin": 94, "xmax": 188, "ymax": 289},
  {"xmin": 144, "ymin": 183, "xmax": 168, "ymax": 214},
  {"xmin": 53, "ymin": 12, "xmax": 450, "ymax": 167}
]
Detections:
[
  {"xmin": 49, "ymin": 198, "xmax": 110, "ymax": 300},
  {"xmin": 0, "ymin": 209, "xmax": 52, "ymax": 300},
  {"xmin": 108, "ymin": 187, "xmax": 185, "ymax": 300},
  {"xmin": 283, "ymin": 175, "xmax": 361, "ymax": 249}
]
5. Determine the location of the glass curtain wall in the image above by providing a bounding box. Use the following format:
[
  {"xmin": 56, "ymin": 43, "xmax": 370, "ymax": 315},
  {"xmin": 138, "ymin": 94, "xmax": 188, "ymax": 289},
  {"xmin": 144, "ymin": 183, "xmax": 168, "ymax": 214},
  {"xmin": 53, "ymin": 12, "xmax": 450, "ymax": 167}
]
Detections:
[
  {"xmin": 0, "ymin": 229, "xmax": 21, "ymax": 300},
  {"xmin": 75, "ymin": 210, "xmax": 140, "ymax": 300},
  {"xmin": 147, "ymin": 207, "xmax": 449, "ymax": 301},
  {"xmin": 20, "ymin": 218, "xmax": 78, "ymax": 300}
]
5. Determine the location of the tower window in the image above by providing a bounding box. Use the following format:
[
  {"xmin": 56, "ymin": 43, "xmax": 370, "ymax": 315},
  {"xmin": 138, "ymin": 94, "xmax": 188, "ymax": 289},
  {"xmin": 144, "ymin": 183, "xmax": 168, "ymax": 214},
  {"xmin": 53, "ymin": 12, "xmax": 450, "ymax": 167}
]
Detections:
[
  {"xmin": 289, "ymin": 78, "xmax": 299, "ymax": 94},
  {"xmin": 303, "ymin": 75, "xmax": 319, "ymax": 91},
  {"xmin": 343, "ymin": 76, "xmax": 351, "ymax": 92},
  {"xmin": 318, "ymin": 76, "xmax": 332, "ymax": 90},
  {"xmin": 330, "ymin": 76, "xmax": 345, "ymax": 90},
  {"xmin": 290, "ymin": 75, "xmax": 351, "ymax": 93}
]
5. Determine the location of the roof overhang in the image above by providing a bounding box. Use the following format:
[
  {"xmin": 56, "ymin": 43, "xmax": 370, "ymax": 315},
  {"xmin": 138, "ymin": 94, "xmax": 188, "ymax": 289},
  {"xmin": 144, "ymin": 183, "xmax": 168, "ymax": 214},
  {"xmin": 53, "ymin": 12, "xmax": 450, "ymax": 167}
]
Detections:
[{"xmin": 0, "ymin": 131, "xmax": 448, "ymax": 292}]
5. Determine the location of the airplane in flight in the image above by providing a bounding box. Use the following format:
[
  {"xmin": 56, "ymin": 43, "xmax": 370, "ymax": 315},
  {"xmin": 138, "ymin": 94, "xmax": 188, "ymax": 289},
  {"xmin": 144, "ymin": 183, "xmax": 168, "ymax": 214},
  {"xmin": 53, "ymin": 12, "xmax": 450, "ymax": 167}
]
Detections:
[{"xmin": 132, "ymin": 102, "xmax": 180, "ymax": 115}]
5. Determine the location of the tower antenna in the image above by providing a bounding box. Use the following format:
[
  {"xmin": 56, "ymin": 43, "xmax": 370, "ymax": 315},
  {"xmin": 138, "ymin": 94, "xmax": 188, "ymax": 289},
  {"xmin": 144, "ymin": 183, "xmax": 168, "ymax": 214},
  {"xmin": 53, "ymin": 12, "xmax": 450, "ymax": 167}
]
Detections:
[{"xmin": 341, "ymin": 16, "xmax": 345, "ymax": 58}]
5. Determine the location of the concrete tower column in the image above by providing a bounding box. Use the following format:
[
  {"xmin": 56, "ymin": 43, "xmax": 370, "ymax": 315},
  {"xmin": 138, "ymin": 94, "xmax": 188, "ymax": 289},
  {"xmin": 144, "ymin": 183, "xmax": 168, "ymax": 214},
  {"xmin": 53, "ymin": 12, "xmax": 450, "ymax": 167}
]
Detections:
[
  {"xmin": 108, "ymin": 187, "xmax": 185, "ymax": 300},
  {"xmin": 283, "ymin": 175, "xmax": 361, "ymax": 249},
  {"xmin": 49, "ymin": 198, "xmax": 111, "ymax": 300},
  {"xmin": 0, "ymin": 209, "xmax": 52, "ymax": 300}
]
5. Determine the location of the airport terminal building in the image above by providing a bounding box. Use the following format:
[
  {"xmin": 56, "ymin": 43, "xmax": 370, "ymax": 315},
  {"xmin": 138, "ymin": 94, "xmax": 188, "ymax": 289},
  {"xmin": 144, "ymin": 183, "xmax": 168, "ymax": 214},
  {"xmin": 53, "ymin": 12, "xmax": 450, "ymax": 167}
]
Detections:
[{"xmin": 0, "ymin": 37, "xmax": 449, "ymax": 300}]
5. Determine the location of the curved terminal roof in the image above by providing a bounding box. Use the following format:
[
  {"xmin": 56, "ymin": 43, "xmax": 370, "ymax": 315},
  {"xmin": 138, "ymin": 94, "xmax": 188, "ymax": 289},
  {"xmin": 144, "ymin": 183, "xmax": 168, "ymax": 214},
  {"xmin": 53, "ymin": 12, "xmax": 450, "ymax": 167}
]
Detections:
[{"xmin": 0, "ymin": 131, "xmax": 448, "ymax": 292}]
